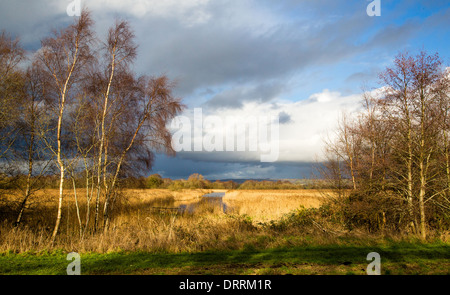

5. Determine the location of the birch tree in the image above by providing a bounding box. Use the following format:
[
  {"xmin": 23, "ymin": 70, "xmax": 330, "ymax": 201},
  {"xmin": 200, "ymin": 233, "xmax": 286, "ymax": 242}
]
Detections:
[
  {"xmin": 102, "ymin": 75, "xmax": 184, "ymax": 231},
  {"xmin": 322, "ymin": 51, "xmax": 449, "ymax": 237},
  {"xmin": 0, "ymin": 32, "xmax": 25, "ymax": 161},
  {"xmin": 36, "ymin": 9, "xmax": 95, "ymax": 242},
  {"xmin": 14, "ymin": 62, "xmax": 54, "ymax": 226},
  {"xmin": 90, "ymin": 20, "xmax": 137, "ymax": 231}
]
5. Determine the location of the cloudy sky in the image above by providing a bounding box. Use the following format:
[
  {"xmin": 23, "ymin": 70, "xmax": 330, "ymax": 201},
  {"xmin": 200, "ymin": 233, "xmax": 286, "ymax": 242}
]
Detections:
[{"xmin": 1, "ymin": 0, "xmax": 449, "ymax": 180}]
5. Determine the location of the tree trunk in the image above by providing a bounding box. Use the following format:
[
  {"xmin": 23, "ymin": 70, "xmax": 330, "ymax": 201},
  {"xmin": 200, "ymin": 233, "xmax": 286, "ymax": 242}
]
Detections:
[
  {"xmin": 72, "ymin": 176, "xmax": 83, "ymax": 238},
  {"xmin": 82, "ymin": 159, "xmax": 92, "ymax": 238},
  {"xmin": 50, "ymin": 44, "xmax": 79, "ymax": 243},
  {"xmin": 404, "ymin": 91, "xmax": 416, "ymax": 234},
  {"xmin": 103, "ymin": 112, "xmax": 148, "ymax": 232},
  {"xmin": 15, "ymin": 94, "xmax": 37, "ymax": 226},
  {"xmin": 51, "ymin": 160, "xmax": 64, "ymax": 243},
  {"xmin": 418, "ymin": 166, "xmax": 427, "ymax": 239},
  {"xmin": 15, "ymin": 134, "xmax": 34, "ymax": 226},
  {"xmin": 94, "ymin": 48, "xmax": 116, "ymax": 232},
  {"xmin": 444, "ymin": 131, "xmax": 450, "ymax": 197}
]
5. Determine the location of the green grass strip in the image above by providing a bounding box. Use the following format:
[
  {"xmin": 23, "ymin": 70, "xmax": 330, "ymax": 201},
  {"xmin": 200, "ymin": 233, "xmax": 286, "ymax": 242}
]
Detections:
[{"xmin": 0, "ymin": 242, "xmax": 448, "ymax": 275}]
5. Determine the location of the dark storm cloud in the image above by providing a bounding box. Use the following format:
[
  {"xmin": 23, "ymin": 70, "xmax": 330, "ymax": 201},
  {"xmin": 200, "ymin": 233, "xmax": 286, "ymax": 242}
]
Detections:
[
  {"xmin": 278, "ymin": 111, "xmax": 292, "ymax": 124},
  {"xmin": 2, "ymin": 0, "xmax": 440, "ymax": 102},
  {"xmin": 151, "ymin": 153, "xmax": 315, "ymax": 180},
  {"xmin": 2, "ymin": 0, "xmax": 449, "ymax": 179},
  {"xmin": 0, "ymin": 1, "xmax": 71, "ymax": 49},
  {"xmin": 203, "ymin": 81, "xmax": 287, "ymax": 109},
  {"xmin": 131, "ymin": 0, "xmax": 439, "ymax": 108},
  {"xmin": 132, "ymin": 1, "xmax": 380, "ymax": 100}
]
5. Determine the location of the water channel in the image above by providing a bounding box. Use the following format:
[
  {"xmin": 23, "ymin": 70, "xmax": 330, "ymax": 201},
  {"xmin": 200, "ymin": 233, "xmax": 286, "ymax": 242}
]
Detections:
[{"xmin": 178, "ymin": 192, "xmax": 228, "ymax": 214}]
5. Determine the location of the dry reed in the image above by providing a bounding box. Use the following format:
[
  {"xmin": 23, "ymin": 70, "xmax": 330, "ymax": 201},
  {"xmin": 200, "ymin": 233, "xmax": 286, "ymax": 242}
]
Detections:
[
  {"xmin": 223, "ymin": 189, "xmax": 329, "ymax": 223},
  {"xmin": 0, "ymin": 188, "xmax": 332, "ymax": 253}
]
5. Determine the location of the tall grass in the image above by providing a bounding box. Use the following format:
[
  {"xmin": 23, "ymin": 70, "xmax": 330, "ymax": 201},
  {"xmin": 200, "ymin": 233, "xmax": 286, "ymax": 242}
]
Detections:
[
  {"xmin": 222, "ymin": 189, "xmax": 328, "ymax": 223},
  {"xmin": 1, "ymin": 189, "xmax": 447, "ymax": 254},
  {"xmin": 1, "ymin": 188, "xmax": 278, "ymax": 253}
]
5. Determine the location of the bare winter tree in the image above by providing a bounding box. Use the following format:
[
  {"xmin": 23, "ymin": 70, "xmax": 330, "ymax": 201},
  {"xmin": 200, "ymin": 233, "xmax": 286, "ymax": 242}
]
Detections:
[
  {"xmin": 87, "ymin": 19, "xmax": 138, "ymax": 231},
  {"xmin": 66, "ymin": 18, "xmax": 185, "ymax": 233},
  {"xmin": 433, "ymin": 68, "xmax": 450, "ymax": 216},
  {"xmin": 68, "ymin": 88, "xmax": 99, "ymax": 236},
  {"xmin": 321, "ymin": 51, "xmax": 450, "ymax": 238},
  {"xmin": 101, "ymin": 75, "xmax": 184, "ymax": 231},
  {"xmin": 379, "ymin": 51, "xmax": 444, "ymax": 238},
  {"xmin": 1, "ymin": 9, "xmax": 185, "ymax": 241},
  {"xmin": 14, "ymin": 62, "xmax": 54, "ymax": 226},
  {"xmin": 0, "ymin": 31, "xmax": 25, "ymax": 161},
  {"xmin": 35, "ymin": 9, "xmax": 95, "ymax": 242}
]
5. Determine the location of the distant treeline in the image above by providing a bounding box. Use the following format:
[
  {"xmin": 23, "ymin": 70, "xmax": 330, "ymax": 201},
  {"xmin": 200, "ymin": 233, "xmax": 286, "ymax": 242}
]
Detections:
[
  {"xmin": 0, "ymin": 172, "xmax": 340, "ymax": 191},
  {"xmin": 125, "ymin": 173, "xmax": 336, "ymax": 190}
]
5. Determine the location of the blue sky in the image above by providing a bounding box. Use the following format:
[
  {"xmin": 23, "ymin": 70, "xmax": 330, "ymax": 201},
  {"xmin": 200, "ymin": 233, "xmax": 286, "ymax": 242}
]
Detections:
[{"xmin": 1, "ymin": 0, "xmax": 449, "ymax": 179}]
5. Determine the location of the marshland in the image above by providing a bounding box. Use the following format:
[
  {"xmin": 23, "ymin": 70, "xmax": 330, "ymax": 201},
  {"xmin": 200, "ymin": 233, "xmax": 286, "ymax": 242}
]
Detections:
[
  {"xmin": 1, "ymin": 186, "xmax": 330, "ymax": 253},
  {"xmin": 1, "ymin": 183, "xmax": 449, "ymax": 275},
  {"xmin": 1, "ymin": 5, "xmax": 450, "ymax": 275}
]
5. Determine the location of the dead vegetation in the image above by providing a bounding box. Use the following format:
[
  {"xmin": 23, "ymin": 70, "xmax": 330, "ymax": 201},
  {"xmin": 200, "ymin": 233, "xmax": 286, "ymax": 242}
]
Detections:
[
  {"xmin": 222, "ymin": 189, "xmax": 328, "ymax": 223},
  {"xmin": 0, "ymin": 188, "xmax": 332, "ymax": 253},
  {"xmin": 1, "ymin": 188, "xmax": 448, "ymax": 254}
]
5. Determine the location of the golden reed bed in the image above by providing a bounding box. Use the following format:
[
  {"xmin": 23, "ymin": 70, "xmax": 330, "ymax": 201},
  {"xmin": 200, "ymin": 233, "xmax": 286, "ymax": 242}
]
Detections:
[
  {"xmin": 1, "ymin": 188, "xmax": 333, "ymax": 253},
  {"xmin": 222, "ymin": 189, "xmax": 330, "ymax": 223},
  {"xmin": 2, "ymin": 188, "xmax": 328, "ymax": 219},
  {"xmin": 3, "ymin": 188, "xmax": 329, "ymax": 220}
]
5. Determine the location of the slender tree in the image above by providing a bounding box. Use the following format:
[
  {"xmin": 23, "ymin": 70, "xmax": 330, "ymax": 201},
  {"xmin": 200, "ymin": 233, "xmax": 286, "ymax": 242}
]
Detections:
[
  {"xmin": 89, "ymin": 19, "xmax": 138, "ymax": 231},
  {"xmin": 14, "ymin": 62, "xmax": 53, "ymax": 226},
  {"xmin": 322, "ymin": 50, "xmax": 449, "ymax": 237},
  {"xmin": 102, "ymin": 75, "xmax": 184, "ymax": 231},
  {"xmin": 0, "ymin": 32, "xmax": 25, "ymax": 161},
  {"xmin": 36, "ymin": 9, "xmax": 95, "ymax": 242}
]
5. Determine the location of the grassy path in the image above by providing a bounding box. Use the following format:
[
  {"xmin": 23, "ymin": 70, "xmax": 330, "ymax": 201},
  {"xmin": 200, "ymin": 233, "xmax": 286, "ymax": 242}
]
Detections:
[{"xmin": 1, "ymin": 242, "xmax": 449, "ymax": 275}]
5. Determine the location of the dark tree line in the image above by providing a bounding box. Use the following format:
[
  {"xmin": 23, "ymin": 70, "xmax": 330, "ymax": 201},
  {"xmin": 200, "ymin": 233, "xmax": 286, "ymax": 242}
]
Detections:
[{"xmin": 0, "ymin": 9, "xmax": 184, "ymax": 240}]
